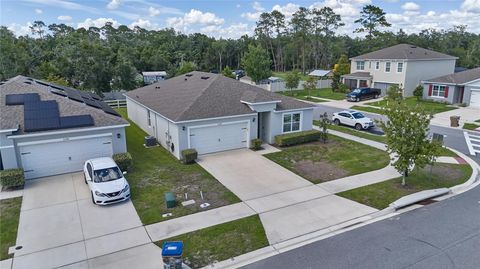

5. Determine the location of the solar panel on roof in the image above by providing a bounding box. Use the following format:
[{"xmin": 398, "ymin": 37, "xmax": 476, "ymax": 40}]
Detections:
[
  {"xmin": 5, "ymin": 93, "xmax": 40, "ymax": 105},
  {"xmin": 60, "ymin": 115, "xmax": 94, "ymax": 128},
  {"xmin": 98, "ymin": 101, "xmax": 120, "ymax": 116},
  {"xmin": 24, "ymin": 109, "xmax": 59, "ymax": 120},
  {"xmin": 89, "ymin": 93, "xmax": 101, "ymax": 100},
  {"xmin": 51, "ymin": 89, "xmax": 67, "ymax": 97},
  {"xmin": 83, "ymin": 98, "xmax": 101, "ymax": 108},
  {"xmin": 35, "ymin": 80, "xmax": 51, "ymax": 87},
  {"xmin": 23, "ymin": 100, "xmax": 58, "ymax": 110},
  {"xmin": 24, "ymin": 118, "xmax": 60, "ymax": 132},
  {"xmin": 64, "ymin": 88, "xmax": 84, "ymax": 103}
]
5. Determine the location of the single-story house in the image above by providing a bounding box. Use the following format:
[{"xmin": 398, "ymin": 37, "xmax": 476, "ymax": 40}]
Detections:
[
  {"xmin": 142, "ymin": 71, "xmax": 167, "ymax": 85},
  {"xmin": 125, "ymin": 71, "xmax": 315, "ymax": 158},
  {"xmin": 308, "ymin": 69, "xmax": 333, "ymax": 78},
  {"xmin": 0, "ymin": 76, "xmax": 128, "ymax": 179},
  {"xmin": 103, "ymin": 90, "xmax": 127, "ymax": 101},
  {"xmin": 422, "ymin": 67, "xmax": 480, "ymax": 108}
]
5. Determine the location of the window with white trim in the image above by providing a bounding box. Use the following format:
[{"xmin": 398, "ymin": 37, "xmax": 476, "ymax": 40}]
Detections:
[
  {"xmin": 147, "ymin": 110, "xmax": 151, "ymax": 126},
  {"xmin": 432, "ymin": 85, "xmax": 446, "ymax": 97},
  {"xmin": 282, "ymin": 112, "xmax": 301, "ymax": 133},
  {"xmin": 385, "ymin": 62, "xmax": 391, "ymax": 72},
  {"xmin": 356, "ymin": 61, "xmax": 365, "ymax": 70},
  {"xmin": 397, "ymin": 62, "xmax": 403, "ymax": 73},
  {"xmin": 375, "ymin": 61, "xmax": 380, "ymax": 70}
]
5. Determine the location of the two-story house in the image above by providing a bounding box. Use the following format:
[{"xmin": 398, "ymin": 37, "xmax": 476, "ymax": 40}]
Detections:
[{"xmin": 342, "ymin": 44, "xmax": 457, "ymax": 96}]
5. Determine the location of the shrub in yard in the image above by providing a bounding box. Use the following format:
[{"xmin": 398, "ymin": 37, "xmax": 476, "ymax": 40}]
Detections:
[
  {"xmin": 181, "ymin": 149, "xmax": 198, "ymax": 164},
  {"xmin": 251, "ymin": 138, "xmax": 263, "ymax": 150},
  {"xmin": 0, "ymin": 169, "xmax": 24, "ymax": 189},
  {"xmin": 113, "ymin": 152, "xmax": 133, "ymax": 172},
  {"xmin": 275, "ymin": 130, "xmax": 321, "ymax": 147},
  {"xmin": 413, "ymin": 85, "xmax": 424, "ymax": 100}
]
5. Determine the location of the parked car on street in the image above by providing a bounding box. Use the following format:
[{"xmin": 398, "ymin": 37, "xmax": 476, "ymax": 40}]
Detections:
[
  {"xmin": 83, "ymin": 157, "xmax": 130, "ymax": 205},
  {"xmin": 332, "ymin": 110, "xmax": 375, "ymax": 130},
  {"xmin": 346, "ymin": 87, "xmax": 381, "ymax": 102}
]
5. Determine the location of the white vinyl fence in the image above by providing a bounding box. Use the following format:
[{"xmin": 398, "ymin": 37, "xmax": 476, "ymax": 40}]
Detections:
[
  {"xmin": 247, "ymin": 79, "xmax": 332, "ymax": 92},
  {"xmin": 105, "ymin": 99, "xmax": 127, "ymax": 108}
]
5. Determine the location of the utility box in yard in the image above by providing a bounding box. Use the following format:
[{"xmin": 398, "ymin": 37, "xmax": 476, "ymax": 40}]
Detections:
[
  {"xmin": 162, "ymin": 241, "xmax": 184, "ymax": 269},
  {"xmin": 165, "ymin": 192, "xmax": 176, "ymax": 208}
]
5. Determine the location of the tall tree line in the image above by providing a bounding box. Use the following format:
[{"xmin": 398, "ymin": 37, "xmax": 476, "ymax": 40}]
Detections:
[{"xmin": 1, "ymin": 4, "xmax": 479, "ymax": 94}]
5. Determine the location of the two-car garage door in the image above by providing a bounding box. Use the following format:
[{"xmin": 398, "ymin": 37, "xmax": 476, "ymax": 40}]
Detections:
[
  {"xmin": 20, "ymin": 135, "xmax": 113, "ymax": 179},
  {"xmin": 470, "ymin": 90, "xmax": 480, "ymax": 108},
  {"xmin": 189, "ymin": 122, "xmax": 248, "ymax": 155}
]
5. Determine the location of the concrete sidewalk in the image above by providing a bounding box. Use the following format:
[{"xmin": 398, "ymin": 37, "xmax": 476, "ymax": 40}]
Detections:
[{"xmin": 430, "ymin": 106, "xmax": 480, "ymax": 129}]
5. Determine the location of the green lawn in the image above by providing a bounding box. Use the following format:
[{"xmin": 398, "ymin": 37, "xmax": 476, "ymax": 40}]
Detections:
[
  {"xmin": 117, "ymin": 108, "xmax": 240, "ymax": 225},
  {"xmin": 314, "ymin": 121, "xmax": 387, "ymax": 144},
  {"xmin": 265, "ymin": 135, "xmax": 390, "ymax": 183},
  {"xmin": 338, "ymin": 163, "xmax": 472, "ymax": 209},
  {"xmin": 279, "ymin": 88, "xmax": 345, "ymax": 101},
  {"xmin": 318, "ymin": 122, "xmax": 457, "ymax": 157},
  {"xmin": 295, "ymin": 96, "xmax": 328, "ymax": 103},
  {"xmin": 272, "ymin": 71, "xmax": 310, "ymax": 81},
  {"xmin": 463, "ymin": 123, "xmax": 480, "ymax": 130},
  {"xmin": 0, "ymin": 197, "xmax": 22, "ymax": 260},
  {"xmin": 350, "ymin": 105, "xmax": 385, "ymax": 115},
  {"xmin": 156, "ymin": 215, "xmax": 268, "ymax": 269},
  {"xmin": 366, "ymin": 97, "xmax": 458, "ymax": 114}
]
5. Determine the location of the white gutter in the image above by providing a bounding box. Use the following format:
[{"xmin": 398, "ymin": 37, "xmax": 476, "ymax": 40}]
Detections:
[
  {"xmin": 7, "ymin": 124, "xmax": 129, "ymax": 139},
  {"xmin": 0, "ymin": 127, "xmax": 19, "ymax": 133}
]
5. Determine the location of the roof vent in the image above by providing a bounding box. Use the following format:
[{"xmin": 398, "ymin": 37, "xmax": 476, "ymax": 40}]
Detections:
[
  {"xmin": 155, "ymin": 86, "xmax": 161, "ymax": 89},
  {"xmin": 186, "ymin": 73, "xmax": 193, "ymax": 77},
  {"xmin": 410, "ymin": 45, "xmax": 417, "ymax": 48},
  {"xmin": 24, "ymin": 81, "xmax": 32, "ymax": 84},
  {"xmin": 184, "ymin": 78, "xmax": 187, "ymax": 81},
  {"xmin": 201, "ymin": 76, "xmax": 210, "ymax": 80}
]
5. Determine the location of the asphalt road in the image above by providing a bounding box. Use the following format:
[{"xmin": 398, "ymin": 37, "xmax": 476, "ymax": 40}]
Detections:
[{"xmin": 243, "ymin": 103, "xmax": 480, "ymax": 269}]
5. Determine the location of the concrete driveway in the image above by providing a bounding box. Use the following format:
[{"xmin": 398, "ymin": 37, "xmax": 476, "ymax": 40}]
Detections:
[
  {"xmin": 198, "ymin": 149, "xmax": 378, "ymax": 244},
  {"xmin": 197, "ymin": 149, "xmax": 314, "ymax": 200},
  {"xmin": 430, "ymin": 106, "xmax": 480, "ymax": 129},
  {"xmin": 12, "ymin": 172, "xmax": 151, "ymax": 269}
]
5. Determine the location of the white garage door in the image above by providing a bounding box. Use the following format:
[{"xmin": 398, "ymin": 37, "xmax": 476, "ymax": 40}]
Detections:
[
  {"xmin": 470, "ymin": 90, "xmax": 480, "ymax": 108},
  {"xmin": 20, "ymin": 135, "xmax": 113, "ymax": 179},
  {"xmin": 190, "ymin": 122, "xmax": 248, "ymax": 155}
]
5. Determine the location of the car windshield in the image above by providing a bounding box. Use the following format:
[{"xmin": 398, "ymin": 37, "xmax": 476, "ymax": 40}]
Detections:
[
  {"xmin": 351, "ymin": 89, "xmax": 361, "ymax": 93},
  {"xmin": 93, "ymin": 167, "xmax": 122, "ymax": 183},
  {"xmin": 352, "ymin": 112, "xmax": 365, "ymax": 119}
]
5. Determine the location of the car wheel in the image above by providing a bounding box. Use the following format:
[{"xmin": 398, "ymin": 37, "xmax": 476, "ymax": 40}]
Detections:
[
  {"xmin": 334, "ymin": 119, "xmax": 340, "ymax": 125},
  {"xmin": 355, "ymin": 97, "xmax": 360, "ymax": 102},
  {"xmin": 91, "ymin": 192, "xmax": 96, "ymax": 205},
  {"xmin": 84, "ymin": 174, "xmax": 87, "ymax": 184},
  {"xmin": 355, "ymin": 124, "xmax": 362, "ymax": 130},
  {"xmin": 374, "ymin": 94, "xmax": 379, "ymax": 99}
]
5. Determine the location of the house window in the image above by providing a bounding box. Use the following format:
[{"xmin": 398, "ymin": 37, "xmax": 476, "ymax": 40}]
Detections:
[
  {"xmin": 385, "ymin": 62, "xmax": 391, "ymax": 72},
  {"xmin": 283, "ymin": 112, "xmax": 301, "ymax": 133},
  {"xmin": 397, "ymin": 62, "xmax": 403, "ymax": 73},
  {"xmin": 356, "ymin": 61, "xmax": 365, "ymax": 70},
  {"xmin": 375, "ymin": 62, "xmax": 380, "ymax": 70},
  {"xmin": 147, "ymin": 110, "xmax": 151, "ymax": 126},
  {"xmin": 432, "ymin": 85, "xmax": 446, "ymax": 97}
]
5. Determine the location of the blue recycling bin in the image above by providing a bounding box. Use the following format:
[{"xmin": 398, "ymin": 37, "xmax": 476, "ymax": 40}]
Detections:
[{"xmin": 162, "ymin": 241, "xmax": 184, "ymax": 269}]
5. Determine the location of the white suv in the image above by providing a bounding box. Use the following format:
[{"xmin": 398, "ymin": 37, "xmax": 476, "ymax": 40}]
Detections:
[
  {"xmin": 84, "ymin": 157, "xmax": 130, "ymax": 205},
  {"xmin": 332, "ymin": 110, "xmax": 374, "ymax": 130}
]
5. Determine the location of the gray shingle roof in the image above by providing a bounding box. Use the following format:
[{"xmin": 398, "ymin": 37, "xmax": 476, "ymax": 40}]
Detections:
[
  {"xmin": 424, "ymin": 67, "xmax": 480, "ymax": 84},
  {"xmin": 125, "ymin": 71, "xmax": 314, "ymax": 122},
  {"xmin": 351, "ymin": 44, "xmax": 457, "ymax": 61},
  {"xmin": 0, "ymin": 76, "xmax": 128, "ymax": 133}
]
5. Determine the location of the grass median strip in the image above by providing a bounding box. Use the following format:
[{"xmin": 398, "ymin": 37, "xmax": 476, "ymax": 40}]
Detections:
[
  {"xmin": 366, "ymin": 97, "xmax": 458, "ymax": 114},
  {"xmin": 314, "ymin": 121, "xmax": 387, "ymax": 144},
  {"xmin": 117, "ymin": 108, "xmax": 240, "ymax": 225},
  {"xmin": 350, "ymin": 105, "xmax": 385, "ymax": 115},
  {"xmin": 463, "ymin": 123, "xmax": 480, "ymax": 130},
  {"xmin": 337, "ymin": 163, "xmax": 472, "ymax": 209},
  {"xmin": 156, "ymin": 215, "xmax": 268, "ymax": 269},
  {"xmin": 0, "ymin": 197, "xmax": 22, "ymax": 260},
  {"xmin": 265, "ymin": 135, "xmax": 390, "ymax": 183}
]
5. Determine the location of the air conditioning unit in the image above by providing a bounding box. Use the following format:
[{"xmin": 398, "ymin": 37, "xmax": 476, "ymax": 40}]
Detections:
[{"xmin": 144, "ymin": 136, "xmax": 157, "ymax": 147}]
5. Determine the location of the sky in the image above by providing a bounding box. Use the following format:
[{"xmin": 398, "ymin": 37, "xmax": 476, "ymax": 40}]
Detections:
[{"xmin": 1, "ymin": 0, "xmax": 479, "ymax": 39}]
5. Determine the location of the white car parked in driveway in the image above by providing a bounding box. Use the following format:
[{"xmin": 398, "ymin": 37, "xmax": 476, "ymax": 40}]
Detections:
[
  {"xmin": 84, "ymin": 157, "xmax": 130, "ymax": 205},
  {"xmin": 332, "ymin": 110, "xmax": 375, "ymax": 130}
]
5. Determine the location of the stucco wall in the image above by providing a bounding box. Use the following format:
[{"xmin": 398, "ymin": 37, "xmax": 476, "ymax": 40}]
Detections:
[
  {"xmin": 351, "ymin": 60, "xmax": 407, "ymax": 88},
  {"xmin": 0, "ymin": 132, "xmax": 18, "ymax": 169},
  {"xmin": 269, "ymin": 109, "xmax": 314, "ymax": 143},
  {"xmin": 422, "ymin": 83, "xmax": 456, "ymax": 104},
  {"xmin": 404, "ymin": 59, "xmax": 456, "ymax": 96},
  {"xmin": 126, "ymin": 97, "xmax": 154, "ymax": 137}
]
